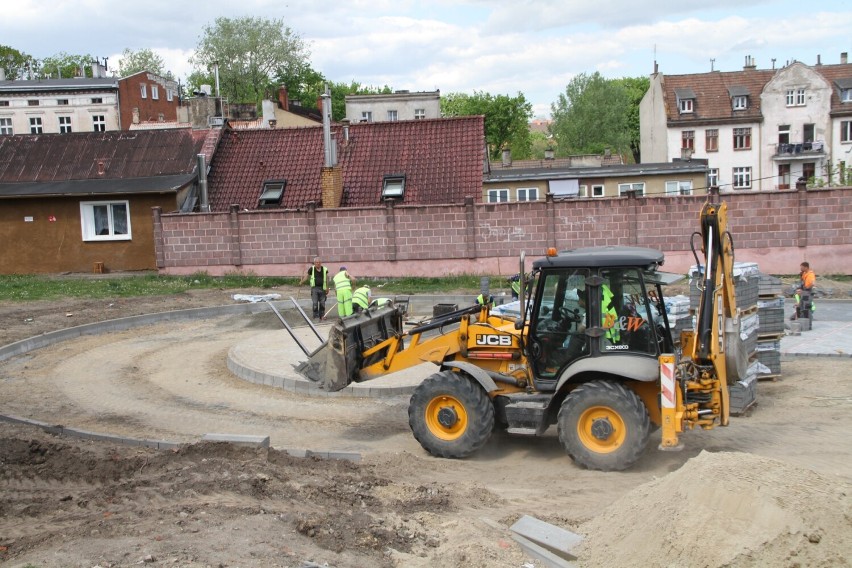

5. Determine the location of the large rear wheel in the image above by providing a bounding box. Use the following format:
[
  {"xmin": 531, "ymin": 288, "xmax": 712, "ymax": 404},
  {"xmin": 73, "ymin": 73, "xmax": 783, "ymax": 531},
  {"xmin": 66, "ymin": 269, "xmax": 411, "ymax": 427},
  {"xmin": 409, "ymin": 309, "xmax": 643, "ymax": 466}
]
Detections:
[
  {"xmin": 557, "ymin": 381, "xmax": 650, "ymax": 471},
  {"xmin": 408, "ymin": 370, "xmax": 494, "ymax": 458}
]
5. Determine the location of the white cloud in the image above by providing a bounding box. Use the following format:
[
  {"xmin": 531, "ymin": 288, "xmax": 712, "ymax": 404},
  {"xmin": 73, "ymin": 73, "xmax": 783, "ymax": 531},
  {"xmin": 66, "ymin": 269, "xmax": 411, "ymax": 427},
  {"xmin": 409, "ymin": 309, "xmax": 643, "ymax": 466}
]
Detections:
[{"xmin": 3, "ymin": 0, "xmax": 851, "ymax": 118}]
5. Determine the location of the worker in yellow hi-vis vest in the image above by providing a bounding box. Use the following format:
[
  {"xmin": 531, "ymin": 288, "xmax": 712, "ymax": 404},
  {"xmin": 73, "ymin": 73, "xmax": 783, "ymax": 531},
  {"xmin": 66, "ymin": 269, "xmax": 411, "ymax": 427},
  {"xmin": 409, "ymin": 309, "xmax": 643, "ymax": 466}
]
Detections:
[{"xmin": 332, "ymin": 267, "xmax": 356, "ymax": 317}]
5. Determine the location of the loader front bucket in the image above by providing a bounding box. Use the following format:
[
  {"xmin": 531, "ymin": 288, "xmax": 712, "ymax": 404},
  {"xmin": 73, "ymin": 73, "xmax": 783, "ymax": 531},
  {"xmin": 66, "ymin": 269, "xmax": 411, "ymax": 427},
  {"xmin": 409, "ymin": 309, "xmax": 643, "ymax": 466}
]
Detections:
[{"xmin": 296, "ymin": 306, "xmax": 405, "ymax": 391}]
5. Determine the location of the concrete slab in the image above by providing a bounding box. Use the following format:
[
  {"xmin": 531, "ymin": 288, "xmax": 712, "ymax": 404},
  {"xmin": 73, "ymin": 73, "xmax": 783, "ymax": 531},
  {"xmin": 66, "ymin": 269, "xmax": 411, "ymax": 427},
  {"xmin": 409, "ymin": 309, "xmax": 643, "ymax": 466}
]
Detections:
[{"xmin": 202, "ymin": 433, "xmax": 271, "ymax": 448}]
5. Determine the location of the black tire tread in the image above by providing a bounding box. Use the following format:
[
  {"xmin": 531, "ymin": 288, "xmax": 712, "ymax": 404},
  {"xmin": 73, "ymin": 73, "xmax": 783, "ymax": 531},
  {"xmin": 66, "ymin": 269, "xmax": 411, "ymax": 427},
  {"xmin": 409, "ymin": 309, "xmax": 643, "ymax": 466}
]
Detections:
[
  {"xmin": 557, "ymin": 380, "xmax": 650, "ymax": 471},
  {"xmin": 408, "ymin": 370, "xmax": 494, "ymax": 459}
]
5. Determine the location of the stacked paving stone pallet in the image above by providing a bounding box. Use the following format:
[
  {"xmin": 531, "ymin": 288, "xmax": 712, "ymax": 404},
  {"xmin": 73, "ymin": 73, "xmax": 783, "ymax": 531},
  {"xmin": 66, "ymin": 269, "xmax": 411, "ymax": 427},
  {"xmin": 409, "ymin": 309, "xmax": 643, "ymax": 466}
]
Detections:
[
  {"xmin": 689, "ymin": 262, "xmax": 761, "ymax": 415},
  {"xmin": 755, "ymin": 273, "xmax": 784, "ymax": 380}
]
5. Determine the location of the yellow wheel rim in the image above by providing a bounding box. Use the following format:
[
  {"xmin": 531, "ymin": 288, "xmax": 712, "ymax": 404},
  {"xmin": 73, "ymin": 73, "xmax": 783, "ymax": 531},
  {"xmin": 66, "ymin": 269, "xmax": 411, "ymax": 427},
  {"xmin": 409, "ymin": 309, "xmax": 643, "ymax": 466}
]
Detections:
[
  {"xmin": 425, "ymin": 395, "xmax": 468, "ymax": 441},
  {"xmin": 576, "ymin": 405, "xmax": 626, "ymax": 454}
]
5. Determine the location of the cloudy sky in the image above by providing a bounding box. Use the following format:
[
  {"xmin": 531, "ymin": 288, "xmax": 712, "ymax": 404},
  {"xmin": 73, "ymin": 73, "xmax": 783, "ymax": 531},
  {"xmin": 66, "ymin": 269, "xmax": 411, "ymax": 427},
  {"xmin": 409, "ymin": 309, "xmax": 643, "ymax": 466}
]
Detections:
[{"xmin": 5, "ymin": 0, "xmax": 851, "ymax": 118}]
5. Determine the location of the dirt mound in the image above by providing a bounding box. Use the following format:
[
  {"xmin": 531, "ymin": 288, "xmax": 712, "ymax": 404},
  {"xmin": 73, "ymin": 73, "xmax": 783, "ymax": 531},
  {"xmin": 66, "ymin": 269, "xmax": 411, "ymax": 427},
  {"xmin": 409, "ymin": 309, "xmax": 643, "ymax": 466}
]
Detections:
[{"xmin": 577, "ymin": 451, "xmax": 852, "ymax": 567}]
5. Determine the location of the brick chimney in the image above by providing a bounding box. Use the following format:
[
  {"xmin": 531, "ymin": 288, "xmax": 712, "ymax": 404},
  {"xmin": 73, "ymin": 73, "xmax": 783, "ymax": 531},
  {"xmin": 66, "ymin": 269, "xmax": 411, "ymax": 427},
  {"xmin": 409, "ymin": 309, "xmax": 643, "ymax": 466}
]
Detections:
[
  {"xmin": 321, "ymin": 166, "xmax": 343, "ymax": 208},
  {"xmin": 278, "ymin": 86, "xmax": 289, "ymax": 111}
]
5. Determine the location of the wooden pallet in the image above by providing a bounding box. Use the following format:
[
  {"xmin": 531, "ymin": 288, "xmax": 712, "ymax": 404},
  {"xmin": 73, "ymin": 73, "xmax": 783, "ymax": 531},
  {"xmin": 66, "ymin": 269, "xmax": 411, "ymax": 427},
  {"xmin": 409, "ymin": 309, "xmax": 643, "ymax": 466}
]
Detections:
[
  {"xmin": 757, "ymin": 373, "xmax": 782, "ymax": 382},
  {"xmin": 757, "ymin": 332, "xmax": 784, "ymax": 341},
  {"xmin": 740, "ymin": 304, "xmax": 759, "ymax": 316}
]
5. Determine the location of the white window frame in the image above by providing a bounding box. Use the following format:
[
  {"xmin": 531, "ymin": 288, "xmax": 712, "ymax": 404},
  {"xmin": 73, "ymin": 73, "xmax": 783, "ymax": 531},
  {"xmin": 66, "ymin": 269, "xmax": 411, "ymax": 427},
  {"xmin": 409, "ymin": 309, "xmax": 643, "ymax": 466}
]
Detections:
[
  {"xmin": 842, "ymin": 89, "xmax": 852, "ymax": 103},
  {"xmin": 80, "ymin": 200, "xmax": 132, "ymax": 241},
  {"xmin": 841, "ymin": 121, "xmax": 852, "ymax": 143},
  {"xmin": 0, "ymin": 117, "xmax": 12, "ymax": 135},
  {"xmin": 665, "ymin": 180, "xmax": 693, "ymax": 196},
  {"xmin": 414, "ymin": 108, "xmax": 425, "ymax": 120},
  {"xmin": 167, "ymin": 88, "xmax": 174, "ymax": 102},
  {"xmin": 140, "ymin": 84, "xmax": 147, "ymax": 99},
  {"xmin": 578, "ymin": 185, "xmax": 588, "ymax": 198},
  {"xmin": 679, "ymin": 98, "xmax": 693, "ymax": 113},
  {"xmin": 732, "ymin": 167, "xmax": 752, "ymax": 190},
  {"xmin": 360, "ymin": 111, "xmax": 372, "ymax": 122},
  {"xmin": 151, "ymin": 85, "xmax": 159, "ymax": 100},
  {"xmin": 387, "ymin": 109, "xmax": 398, "ymax": 121},
  {"xmin": 591, "ymin": 184, "xmax": 605, "ymax": 197},
  {"xmin": 487, "ymin": 188, "xmax": 509, "ymax": 203},
  {"xmin": 92, "ymin": 115, "xmax": 106, "ymax": 132},
  {"xmin": 786, "ymin": 88, "xmax": 806, "ymax": 107},
  {"xmin": 733, "ymin": 127, "xmax": 751, "ymax": 150},
  {"xmin": 59, "ymin": 116, "xmax": 72, "ymax": 134},
  {"xmin": 516, "ymin": 187, "xmax": 538, "ymax": 202},
  {"xmin": 618, "ymin": 182, "xmax": 644, "ymax": 196},
  {"xmin": 705, "ymin": 129, "xmax": 719, "ymax": 152},
  {"xmin": 732, "ymin": 95, "xmax": 747, "ymax": 110},
  {"xmin": 29, "ymin": 116, "xmax": 43, "ymax": 134},
  {"xmin": 708, "ymin": 168, "xmax": 719, "ymax": 188}
]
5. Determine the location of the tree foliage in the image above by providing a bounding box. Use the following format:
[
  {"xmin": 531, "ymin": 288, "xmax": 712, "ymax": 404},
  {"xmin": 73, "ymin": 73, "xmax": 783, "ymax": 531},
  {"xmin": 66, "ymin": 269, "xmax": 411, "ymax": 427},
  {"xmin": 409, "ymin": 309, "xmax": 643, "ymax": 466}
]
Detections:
[
  {"xmin": 273, "ymin": 61, "xmax": 394, "ymax": 120},
  {"xmin": 550, "ymin": 72, "xmax": 632, "ymax": 158},
  {"xmin": 39, "ymin": 52, "xmax": 97, "ymax": 79},
  {"xmin": 441, "ymin": 91, "xmax": 533, "ymax": 160},
  {"xmin": 117, "ymin": 48, "xmax": 171, "ymax": 79},
  {"xmin": 0, "ymin": 45, "xmax": 33, "ymax": 80},
  {"xmin": 191, "ymin": 16, "xmax": 309, "ymax": 104},
  {"xmin": 612, "ymin": 76, "xmax": 649, "ymax": 163}
]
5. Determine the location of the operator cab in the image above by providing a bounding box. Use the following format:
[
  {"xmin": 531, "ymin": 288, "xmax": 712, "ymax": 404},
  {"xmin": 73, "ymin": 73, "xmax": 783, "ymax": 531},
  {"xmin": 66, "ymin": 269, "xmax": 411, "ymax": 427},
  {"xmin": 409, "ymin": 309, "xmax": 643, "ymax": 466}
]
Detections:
[{"xmin": 525, "ymin": 246, "xmax": 680, "ymax": 388}]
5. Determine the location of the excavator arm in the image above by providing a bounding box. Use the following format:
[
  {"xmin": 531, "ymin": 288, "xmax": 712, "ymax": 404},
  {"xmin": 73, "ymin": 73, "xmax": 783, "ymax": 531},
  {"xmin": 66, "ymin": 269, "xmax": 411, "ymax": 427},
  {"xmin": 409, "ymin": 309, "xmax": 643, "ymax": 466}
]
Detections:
[{"xmin": 660, "ymin": 201, "xmax": 747, "ymax": 449}]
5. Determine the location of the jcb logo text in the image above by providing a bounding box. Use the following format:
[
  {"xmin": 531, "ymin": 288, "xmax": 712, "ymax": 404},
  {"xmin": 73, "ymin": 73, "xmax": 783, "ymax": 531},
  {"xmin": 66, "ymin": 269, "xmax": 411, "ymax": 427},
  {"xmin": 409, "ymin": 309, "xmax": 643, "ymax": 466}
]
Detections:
[{"xmin": 475, "ymin": 334, "xmax": 513, "ymax": 346}]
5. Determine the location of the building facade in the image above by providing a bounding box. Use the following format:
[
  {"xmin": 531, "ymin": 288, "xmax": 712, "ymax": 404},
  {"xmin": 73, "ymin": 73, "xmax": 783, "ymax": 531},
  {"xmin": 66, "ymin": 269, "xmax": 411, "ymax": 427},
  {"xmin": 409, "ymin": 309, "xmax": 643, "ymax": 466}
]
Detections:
[
  {"xmin": 345, "ymin": 90, "xmax": 441, "ymax": 123},
  {"xmin": 116, "ymin": 71, "xmax": 180, "ymax": 129},
  {"xmin": 483, "ymin": 161, "xmax": 709, "ymax": 202},
  {"xmin": 0, "ymin": 73, "xmax": 120, "ymax": 135},
  {"xmin": 640, "ymin": 54, "xmax": 852, "ymax": 192},
  {"xmin": 0, "ymin": 65, "xmax": 180, "ymax": 135}
]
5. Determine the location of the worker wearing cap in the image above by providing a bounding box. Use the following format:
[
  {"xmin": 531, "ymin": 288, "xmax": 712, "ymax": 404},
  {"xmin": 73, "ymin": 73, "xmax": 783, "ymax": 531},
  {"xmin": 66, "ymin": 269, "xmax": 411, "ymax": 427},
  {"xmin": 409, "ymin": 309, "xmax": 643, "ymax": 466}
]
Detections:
[
  {"xmin": 352, "ymin": 285, "xmax": 372, "ymax": 313},
  {"xmin": 332, "ymin": 266, "xmax": 356, "ymax": 317},
  {"xmin": 298, "ymin": 257, "xmax": 329, "ymax": 320}
]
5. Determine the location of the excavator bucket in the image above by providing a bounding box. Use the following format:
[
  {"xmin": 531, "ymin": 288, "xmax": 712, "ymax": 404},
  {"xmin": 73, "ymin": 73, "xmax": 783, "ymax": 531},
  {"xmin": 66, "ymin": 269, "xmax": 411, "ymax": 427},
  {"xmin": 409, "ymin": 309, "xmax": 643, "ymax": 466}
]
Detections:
[{"xmin": 296, "ymin": 306, "xmax": 405, "ymax": 391}]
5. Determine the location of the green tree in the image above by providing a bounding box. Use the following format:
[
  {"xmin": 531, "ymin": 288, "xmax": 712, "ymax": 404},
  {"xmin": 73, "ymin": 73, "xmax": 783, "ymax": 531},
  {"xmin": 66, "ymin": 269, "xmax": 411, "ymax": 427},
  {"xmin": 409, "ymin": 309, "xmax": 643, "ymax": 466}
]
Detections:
[
  {"xmin": 39, "ymin": 52, "xmax": 96, "ymax": 79},
  {"xmin": 274, "ymin": 60, "xmax": 394, "ymax": 120},
  {"xmin": 191, "ymin": 16, "xmax": 309, "ymax": 104},
  {"xmin": 441, "ymin": 91, "xmax": 533, "ymax": 160},
  {"xmin": 116, "ymin": 48, "xmax": 171, "ymax": 78},
  {"xmin": 550, "ymin": 72, "xmax": 631, "ymax": 158},
  {"xmin": 528, "ymin": 130, "xmax": 551, "ymax": 160},
  {"xmin": 612, "ymin": 76, "xmax": 649, "ymax": 163},
  {"xmin": 0, "ymin": 46, "xmax": 33, "ymax": 80}
]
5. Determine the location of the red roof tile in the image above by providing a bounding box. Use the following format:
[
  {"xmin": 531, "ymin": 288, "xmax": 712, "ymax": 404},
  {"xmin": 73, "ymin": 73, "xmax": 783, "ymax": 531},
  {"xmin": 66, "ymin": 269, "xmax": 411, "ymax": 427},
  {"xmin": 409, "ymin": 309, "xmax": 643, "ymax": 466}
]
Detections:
[
  {"xmin": 206, "ymin": 116, "xmax": 485, "ymax": 211},
  {"xmin": 663, "ymin": 69, "xmax": 775, "ymax": 125}
]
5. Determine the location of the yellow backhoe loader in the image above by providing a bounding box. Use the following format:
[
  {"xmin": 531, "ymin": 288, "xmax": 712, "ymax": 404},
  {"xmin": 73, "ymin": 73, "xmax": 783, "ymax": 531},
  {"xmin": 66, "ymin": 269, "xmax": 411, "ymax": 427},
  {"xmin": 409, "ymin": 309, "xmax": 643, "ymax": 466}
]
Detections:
[{"xmin": 298, "ymin": 201, "xmax": 747, "ymax": 471}]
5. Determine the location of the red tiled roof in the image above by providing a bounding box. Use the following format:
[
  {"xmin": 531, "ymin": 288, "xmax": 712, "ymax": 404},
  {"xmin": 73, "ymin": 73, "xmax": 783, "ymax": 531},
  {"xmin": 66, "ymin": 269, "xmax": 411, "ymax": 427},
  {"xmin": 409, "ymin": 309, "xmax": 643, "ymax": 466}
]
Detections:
[
  {"xmin": 813, "ymin": 64, "xmax": 852, "ymax": 115},
  {"xmin": 206, "ymin": 116, "xmax": 485, "ymax": 211},
  {"xmin": 663, "ymin": 69, "xmax": 775, "ymax": 124},
  {"xmin": 0, "ymin": 129, "xmax": 207, "ymax": 183}
]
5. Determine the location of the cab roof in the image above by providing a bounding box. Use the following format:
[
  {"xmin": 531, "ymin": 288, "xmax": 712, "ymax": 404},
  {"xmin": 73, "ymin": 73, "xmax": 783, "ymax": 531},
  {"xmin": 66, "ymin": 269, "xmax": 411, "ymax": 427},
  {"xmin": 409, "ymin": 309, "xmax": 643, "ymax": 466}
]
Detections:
[{"xmin": 532, "ymin": 246, "xmax": 665, "ymax": 270}]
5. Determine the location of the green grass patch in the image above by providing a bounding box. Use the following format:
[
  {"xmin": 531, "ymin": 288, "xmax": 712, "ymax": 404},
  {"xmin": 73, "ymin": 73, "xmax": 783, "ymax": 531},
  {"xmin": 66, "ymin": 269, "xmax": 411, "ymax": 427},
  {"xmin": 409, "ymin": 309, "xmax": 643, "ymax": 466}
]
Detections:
[
  {"xmin": 0, "ymin": 272, "xmax": 295, "ymax": 302},
  {"xmin": 0, "ymin": 272, "xmax": 501, "ymax": 302}
]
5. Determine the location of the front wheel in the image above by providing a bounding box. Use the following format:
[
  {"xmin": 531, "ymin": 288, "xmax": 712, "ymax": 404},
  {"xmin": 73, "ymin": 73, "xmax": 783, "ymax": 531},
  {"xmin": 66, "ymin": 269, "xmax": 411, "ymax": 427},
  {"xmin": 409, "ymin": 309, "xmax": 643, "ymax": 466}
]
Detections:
[
  {"xmin": 558, "ymin": 381, "xmax": 650, "ymax": 471},
  {"xmin": 408, "ymin": 371, "xmax": 494, "ymax": 458}
]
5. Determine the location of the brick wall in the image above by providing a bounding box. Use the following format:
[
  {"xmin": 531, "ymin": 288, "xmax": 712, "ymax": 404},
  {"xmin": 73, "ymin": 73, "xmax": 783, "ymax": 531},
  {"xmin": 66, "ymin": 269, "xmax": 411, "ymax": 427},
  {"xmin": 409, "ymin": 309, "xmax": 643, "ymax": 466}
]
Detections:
[{"xmin": 154, "ymin": 186, "xmax": 852, "ymax": 277}]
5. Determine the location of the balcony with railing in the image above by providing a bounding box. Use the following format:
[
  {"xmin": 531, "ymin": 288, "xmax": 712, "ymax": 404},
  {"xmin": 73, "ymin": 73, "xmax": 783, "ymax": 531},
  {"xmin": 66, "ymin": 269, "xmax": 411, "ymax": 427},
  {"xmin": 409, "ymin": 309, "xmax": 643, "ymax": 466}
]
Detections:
[{"xmin": 772, "ymin": 140, "xmax": 825, "ymax": 160}]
